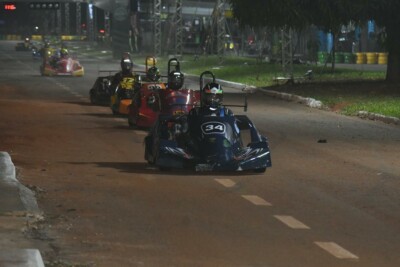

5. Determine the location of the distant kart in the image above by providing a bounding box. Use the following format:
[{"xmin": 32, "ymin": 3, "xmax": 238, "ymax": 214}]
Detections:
[
  {"xmin": 144, "ymin": 71, "xmax": 272, "ymax": 172},
  {"xmin": 15, "ymin": 38, "xmax": 32, "ymax": 51},
  {"xmin": 128, "ymin": 57, "xmax": 200, "ymax": 128},
  {"xmin": 40, "ymin": 56, "xmax": 84, "ymax": 77},
  {"xmin": 31, "ymin": 45, "xmax": 43, "ymax": 60},
  {"xmin": 89, "ymin": 71, "xmax": 115, "ymax": 105}
]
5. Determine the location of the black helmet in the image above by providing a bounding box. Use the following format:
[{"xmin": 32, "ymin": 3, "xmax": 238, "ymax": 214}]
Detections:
[
  {"xmin": 201, "ymin": 82, "xmax": 223, "ymax": 109},
  {"xmin": 167, "ymin": 71, "xmax": 184, "ymax": 90},
  {"xmin": 147, "ymin": 66, "xmax": 160, "ymax": 82},
  {"xmin": 121, "ymin": 57, "xmax": 133, "ymax": 74}
]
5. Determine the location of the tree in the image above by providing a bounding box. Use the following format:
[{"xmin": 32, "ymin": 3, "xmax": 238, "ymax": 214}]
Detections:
[
  {"xmin": 228, "ymin": 0, "xmax": 400, "ymax": 82},
  {"xmin": 361, "ymin": 0, "xmax": 400, "ymax": 82}
]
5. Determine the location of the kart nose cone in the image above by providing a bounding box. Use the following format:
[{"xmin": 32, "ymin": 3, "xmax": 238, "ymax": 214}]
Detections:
[{"xmin": 205, "ymin": 149, "xmax": 233, "ymax": 163}]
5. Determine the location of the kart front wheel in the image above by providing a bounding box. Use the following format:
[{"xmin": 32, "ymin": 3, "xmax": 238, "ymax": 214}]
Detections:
[{"xmin": 254, "ymin": 167, "xmax": 266, "ymax": 173}]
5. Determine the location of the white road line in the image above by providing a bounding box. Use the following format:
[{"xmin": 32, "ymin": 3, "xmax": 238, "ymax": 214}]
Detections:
[
  {"xmin": 113, "ymin": 117, "xmax": 126, "ymax": 123},
  {"xmin": 215, "ymin": 178, "xmax": 236, "ymax": 188},
  {"xmin": 315, "ymin": 242, "xmax": 359, "ymax": 260},
  {"xmin": 274, "ymin": 215, "xmax": 310, "ymax": 229},
  {"xmin": 134, "ymin": 131, "xmax": 148, "ymax": 136},
  {"xmin": 241, "ymin": 195, "xmax": 272, "ymax": 206},
  {"xmin": 71, "ymin": 92, "xmax": 82, "ymax": 97}
]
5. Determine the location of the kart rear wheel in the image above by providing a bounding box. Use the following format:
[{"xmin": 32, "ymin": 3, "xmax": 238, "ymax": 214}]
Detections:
[
  {"xmin": 128, "ymin": 119, "xmax": 135, "ymax": 127},
  {"xmin": 89, "ymin": 90, "xmax": 97, "ymax": 104}
]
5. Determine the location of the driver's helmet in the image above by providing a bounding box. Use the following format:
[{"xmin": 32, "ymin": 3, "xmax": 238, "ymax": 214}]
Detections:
[
  {"xmin": 167, "ymin": 71, "xmax": 184, "ymax": 90},
  {"xmin": 60, "ymin": 48, "xmax": 68, "ymax": 58},
  {"xmin": 201, "ymin": 82, "xmax": 223, "ymax": 109},
  {"xmin": 120, "ymin": 56, "xmax": 133, "ymax": 74},
  {"xmin": 147, "ymin": 66, "xmax": 161, "ymax": 82}
]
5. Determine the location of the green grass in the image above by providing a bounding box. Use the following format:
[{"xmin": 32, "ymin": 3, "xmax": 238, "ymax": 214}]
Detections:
[
  {"xmin": 274, "ymin": 81, "xmax": 400, "ymax": 118},
  {"xmin": 131, "ymin": 55, "xmax": 385, "ymax": 85}
]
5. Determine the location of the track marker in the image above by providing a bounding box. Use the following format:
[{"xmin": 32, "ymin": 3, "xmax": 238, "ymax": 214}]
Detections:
[
  {"xmin": 215, "ymin": 178, "xmax": 236, "ymax": 188},
  {"xmin": 242, "ymin": 195, "xmax": 272, "ymax": 206},
  {"xmin": 274, "ymin": 215, "xmax": 310, "ymax": 229},
  {"xmin": 315, "ymin": 242, "xmax": 359, "ymax": 260}
]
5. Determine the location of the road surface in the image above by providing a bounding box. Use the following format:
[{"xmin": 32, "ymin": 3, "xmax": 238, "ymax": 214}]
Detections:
[{"xmin": 0, "ymin": 41, "xmax": 399, "ymax": 267}]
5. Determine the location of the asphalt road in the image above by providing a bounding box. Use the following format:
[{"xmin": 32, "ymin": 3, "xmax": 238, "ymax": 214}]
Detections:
[{"xmin": 1, "ymin": 40, "xmax": 400, "ymax": 267}]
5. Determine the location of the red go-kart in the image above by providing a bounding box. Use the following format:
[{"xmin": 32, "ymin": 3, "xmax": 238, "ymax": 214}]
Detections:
[
  {"xmin": 128, "ymin": 57, "xmax": 200, "ymax": 128},
  {"xmin": 40, "ymin": 55, "xmax": 84, "ymax": 77}
]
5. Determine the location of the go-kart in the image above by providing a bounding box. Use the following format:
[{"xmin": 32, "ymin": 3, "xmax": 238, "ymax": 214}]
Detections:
[
  {"xmin": 128, "ymin": 57, "xmax": 199, "ymax": 128},
  {"xmin": 89, "ymin": 71, "xmax": 115, "ymax": 105},
  {"xmin": 15, "ymin": 38, "xmax": 32, "ymax": 51},
  {"xmin": 31, "ymin": 44, "xmax": 44, "ymax": 60},
  {"xmin": 40, "ymin": 55, "xmax": 84, "ymax": 77},
  {"xmin": 144, "ymin": 71, "xmax": 272, "ymax": 172}
]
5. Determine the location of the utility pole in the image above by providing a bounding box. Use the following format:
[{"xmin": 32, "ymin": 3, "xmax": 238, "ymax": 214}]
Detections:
[
  {"xmin": 64, "ymin": 3, "xmax": 70, "ymax": 35},
  {"xmin": 215, "ymin": 0, "xmax": 226, "ymax": 60},
  {"xmin": 281, "ymin": 27, "xmax": 293, "ymax": 80},
  {"xmin": 174, "ymin": 0, "xmax": 183, "ymax": 57},
  {"xmin": 56, "ymin": 7, "xmax": 61, "ymax": 35},
  {"xmin": 153, "ymin": 0, "xmax": 162, "ymax": 56},
  {"xmin": 87, "ymin": 3, "xmax": 95, "ymax": 41},
  {"xmin": 76, "ymin": 2, "xmax": 81, "ymax": 36}
]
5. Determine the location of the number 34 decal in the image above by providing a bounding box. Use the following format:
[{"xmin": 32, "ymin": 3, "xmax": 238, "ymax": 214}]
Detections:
[{"xmin": 201, "ymin": 122, "xmax": 226, "ymax": 134}]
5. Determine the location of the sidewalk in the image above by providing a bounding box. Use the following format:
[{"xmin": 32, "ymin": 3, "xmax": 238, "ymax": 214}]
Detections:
[{"xmin": 0, "ymin": 151, "xmax": 45, "ymax": 267}]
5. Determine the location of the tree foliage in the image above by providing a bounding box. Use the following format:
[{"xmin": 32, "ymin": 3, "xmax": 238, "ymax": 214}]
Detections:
[{"xmin": 228, "ymin": 0, "xmax": 400, "ymax": 82}]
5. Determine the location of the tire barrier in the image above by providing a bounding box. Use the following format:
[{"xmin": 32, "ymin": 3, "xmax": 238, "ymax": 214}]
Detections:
[
  {"xmin": 366, "ymin": 52, "xmax": 378, "ymax": 64},
  {"xmin": 356, "ymin": 53, "xmax": 366, "ymax": 64},
  {"xmin": 378, "ymin": 53, "xmax": 388, "ymax": 65}
]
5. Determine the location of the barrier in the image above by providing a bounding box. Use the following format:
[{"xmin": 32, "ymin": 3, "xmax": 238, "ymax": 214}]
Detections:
[
  {"xmin": 317, "ymin": 51, "xmax": 331, "ymax": 64},
  {"xmin": 378, "ymin": 53, "xmax": 388, "ymax": 65},
  {"xmin": 343, "ymin": 53, "xmax": 354, "ymax": 64},
  {"xmin": 366, "ymin": 52, "xmax": 377, "ymax": 64},
  {"xmin": 334, "ymin": 52, "xmax": 344, "ymax": 63},
  {"xmin": 356, "ymin": 52, "xmax": 366, "ymax": 64}
]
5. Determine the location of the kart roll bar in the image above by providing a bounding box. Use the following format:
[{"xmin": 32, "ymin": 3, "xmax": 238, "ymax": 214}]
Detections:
[
  {"xmin": 168, "ymin": 58, "xmax": 181, "ymax": 74},
  {"xmin": 145, "ymin": 56, "xmax": 157, "ymax": 72}
]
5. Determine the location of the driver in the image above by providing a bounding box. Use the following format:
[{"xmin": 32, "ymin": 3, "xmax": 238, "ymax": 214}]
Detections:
[
  {"xmin": 60, "ymin": 48, "xmax": 69, "ymax": 59},
  {"xmin": 167, "ymin": 71, "xmax": 184, "ymax": 90},
  {"xmin": 110, "ymin": 55, "xmax": 136, "ymax": 96},
  {"xmin": 146, "ymin": 66, "xmax": 161, "ymax": 82},
  {"xmin": 193, "ymin": 82, "xmax": 233, "ymax": 117}
]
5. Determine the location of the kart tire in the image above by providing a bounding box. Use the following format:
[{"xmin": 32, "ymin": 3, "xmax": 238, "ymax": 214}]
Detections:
[
  {"xmin": 159, "ymin": 166, "xmax": 171, "ymax": 171},
  {"xmin": 128, "ymin": 118, "xmax": 135, "ymax": 128},
  {"xmin": 254, "ymin": 167, "xmax": 266, "ymax": 173},
  {"xmin": 89, "ymin": 90, "xmax": 97, "ymax": 104}
]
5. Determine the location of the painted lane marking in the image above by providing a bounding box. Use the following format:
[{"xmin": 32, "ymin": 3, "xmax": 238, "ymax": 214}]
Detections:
[
  {"xmin": 215, "ymin": 178, "xmax": 236, "ymax": 188},
  {"xmin": 134, "ymin": 131, "xmax": 148, "ymax": 136},
  {"xmin": 274, "ymin": 215, "xmax": 310, "ymax": 229},
  {"xmin": 241, "ymin": 195, "xmax": 272, "ymax": 206},
  {"xmin": 315, "ymin": 242, "xmax": 359, "ymax": 260},
  {"xmin": 113, "ymin": 117, "xmax": 126, "ymax": 123}
]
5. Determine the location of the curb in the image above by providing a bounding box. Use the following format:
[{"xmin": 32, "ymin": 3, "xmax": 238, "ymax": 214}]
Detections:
[
  {"xmin": 0, "ymin": 152, "xmax": 41, "ymax": 213},
  {"xmin": 0, "ymin": 152, "xmax": 45, "ymax": 267},
  {"xmin": 357, "ymin": 111, "xmax": 400, "ymax": 125}
]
